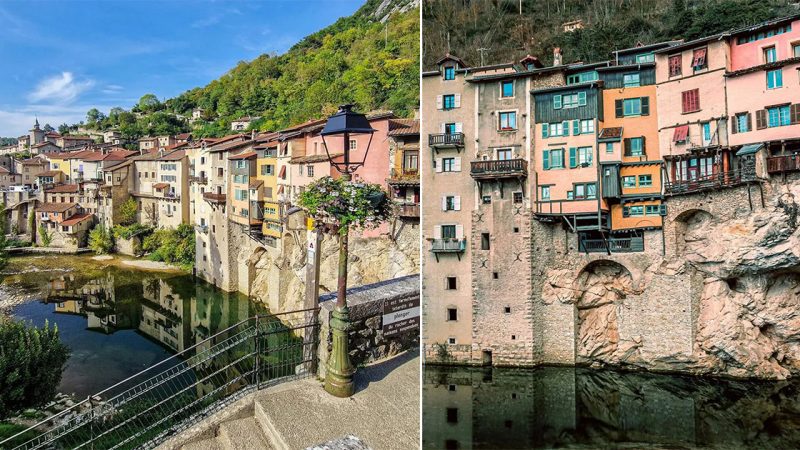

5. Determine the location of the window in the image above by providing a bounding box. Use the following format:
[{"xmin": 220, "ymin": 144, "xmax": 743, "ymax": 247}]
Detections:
[
  {"xmin": 444, "ymin": 66, "xmax": 455, "ymax": 80},
  {"xmin": 306, "ymin": 165, "xmax": 314, "ymax": 177},
  {"xmin": 446, "ymin": 277, "xmax": 457, "ymax": 290},
  {"xmin": 702, "ymin": 122, "xmax": 712, "ymax": 145},
  {"xmin": 622, "ymin": 176, "xmax": 636, "ymax": 188},
  {"xmin": 577, "ymin": 147, "xmax": 593, "ymax": 166},
  {"xmin": 682, "ymin": 89, "xmax": 700, "ymax": 113},
  {"xmin": 442, "ymin": 158, "xmax": 456, "ymax": 172},
  {"xmin": 566, "ymin": 71, "xmax": 597, "ymax": 85},
  {"xmin": 441, "ymin": 225, "xmax": 456, "ymax": 239},
  {"xmin": 691, "ymin": 48, "xmax": 707, "ymax": 70},
  {"xmin": 767, "ymin": 105, "xmax": 791, "ymax": 127},
  {"xmin": 606, "ymin": 142, "xmax": 614, "ymax": 153},
  {"xmin": 261, "ymin": 164, "xmax": 274, "ymax": 175},
  {"xmin": 496, "ymin": 148, "xmax": 512, "ymax": 160},
  {"xmin": 447, "ymin": 308, "xmax": 458, "ymax": 321},
  {"xmin": 543, "ymin": 149, "xmax": 564, "ymax": 170},
  {"xmin": 501, "ymin": 81, "xmax": 514, "ymax": 97},
  {"xmin": 498, "ymin": 111, "xmax": 517, "ymax": 130},
  {"xmin": 573, "ymin": 183, "xmax": 596, "ymax": 199},
  {"xmin": 623, "ymin": 73, "xmax": 640, "ymax": 87},
  {"xmin": 629, "ymin": 205, "xmax": 644, "ymax": 216},
  {"xmin": 235, "ymin": 161, "xmax": 246, "ymax": 169},
  {"xmin": 512, "ymin": 192, "xmax": 523, "ymax": 204},
  {"xmin": 481, "ymin": 233, "xmax": 490, "ymax": 250},
  {"xmin": 349, "ymin": 139, "xmax": 357, "ymax": 150},
  {"xmin": 548, "ymin": 122, "xmax": 565, "ymax": 137},
  {"xmin": 645, "ymin": 205, "xmax": 661, "ymax": 215},
  {"xmin": 446, "ymin": 408, "xmax": 458, "ymax": 424},
  {"xmin": 234, "ymin": 189, "xmax": 248, "ymax": 200},
  {"xmin": 735, "ymin": 113, "xmax": 750, "ymax": 133},
  {"xmin": 444, "ymin": 123, "xmax": 457, "ymax": 134},
  {"xmin": 403, "ymin": 151, "xmax": 419, "ymax": 171},
  {"xmin": 625, "ymin": 137, "xmax": 644, "ymax": 157},
  {"xmin": 794, "ymin": 43, "xmax": 800, "ymax": 58},
  {"xmin": 764, "ymin": 46, "xmax": 777, "ymax": 63},
  {"xmin": 444, "ymin": 196, "xmax": 456, "ymax": 211},
  {"xmin": 638, "ymin": 174, "xmax": 653, "ymax": 187},
  {"xmin": 540, "ymin": 186, "xmax": 551, "ymax": 201},
  {"xmin": 482, "ymin": 195, "xmax": 491, "ymax": 204},
  {"xmin": 580, "ymin": 119, "xmax": 594, "ymax": 134},
  {"xmin": 447, "ymin": 337, "xmax": 456, "ymax": 345},
  {"xmin": 767, "ymin": 69, "xmax": 783, "ymax": 89},
  {"xmin": 560, "ymin": 92, "xmax": 586, "ymax": 108},
  {"xmin": 623, "ymin": 98, "xmax": 642, "ymax": 116},
  {"xmin": 636, "ymin": 53, "xmax": 655, "ymax": 63},
  {"xmin": 443, "ymin": 94, "xmax": 456, "ymax": 110}
]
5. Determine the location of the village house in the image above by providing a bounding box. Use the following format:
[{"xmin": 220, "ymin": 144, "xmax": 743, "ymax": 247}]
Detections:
[
  {"xmin": 130, "ymin": 149, "xmax": 190, "ymax": 229},
  {"xmin": 387, "ymin": 118, "xmax": 420, "ymax": 222},
  {"xmin": 95, "ymin": 160, "xmax": 135, "ymax": 229},
  {"xmin": 138, "ymin": 137, "xmax": 158, "ymax": 152},
  {"xmin": 16, "ymin": 157, "xmax": 49, "ymax": 189},
  {"xmin": 254, "ymin": 138, "xmax": 282, "ymax": 245},
  {"xmin": 31, "ymin": 141, "xmax": 61, "ymax": 155},
  {"xmin": 34, "ymin": 202, "xmax": 93, "ymax": 249},
  {"xmin": 230, "ymin": 116, "xmax": 260, "ymax": 131},
  {"xmin": 0, "ymin": 167, "xmax": 21, "ymax": 190}
]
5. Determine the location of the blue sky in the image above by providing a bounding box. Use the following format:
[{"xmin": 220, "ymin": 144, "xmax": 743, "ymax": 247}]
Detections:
[{"xmin": 0, "ymin": 0, "xmax": 365, "ymax": 137}]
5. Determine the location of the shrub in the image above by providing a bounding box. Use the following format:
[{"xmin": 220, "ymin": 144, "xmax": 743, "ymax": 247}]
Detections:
[
  {"xmin": 141, "ymin": 224, "xmax": 195, "ymax": 270},
  {"xmin": 88, "ymin": 224, "xmax": 114, "ymax": 254},
  {"xmin": 119, "ymin": 198, "xmax": 138, "ymax": 226},
  {"xmin": 112, "ymin": 223, "xmax": 153, "ymax": 240},
  {"xmin": 0, "ymin": 320, "xmax": 70, "ymax": 419},
  {"xmin": 37, "ymin": 225, "xmax": 51, "ymax": 247}
]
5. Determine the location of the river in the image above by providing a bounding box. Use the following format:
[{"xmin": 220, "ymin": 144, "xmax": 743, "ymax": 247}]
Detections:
[
  {"xmin": 423, "ymin": 365, "xmax": 800, "ymax": 449},
  {"xmin": 1, "ymin": 255, "xmax": 265, "ymax": 398}
]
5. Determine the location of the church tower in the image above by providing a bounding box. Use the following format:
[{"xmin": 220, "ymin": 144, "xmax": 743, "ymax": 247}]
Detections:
[{"xmin": 29, "ymin": 117, "xmax": 45, "ymax": 146}]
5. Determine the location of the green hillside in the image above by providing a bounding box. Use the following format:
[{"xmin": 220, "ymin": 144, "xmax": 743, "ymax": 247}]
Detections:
[
  {"xmin": 423, "ymin": 0, "xmax": 796, "ymax": 69},
  {"xmin": 79, "ymin": 0, "xmax": 419, "ymax": 140}
]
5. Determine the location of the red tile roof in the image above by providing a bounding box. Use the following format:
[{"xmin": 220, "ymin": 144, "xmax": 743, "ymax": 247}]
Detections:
[
  {"xmin": 37, "ymin": 170, "xmax": 62, "ymax": 177},
  {"xmin": 46, "ymin": 184, "xmax": 80, "ymax": 193},
  {"xmin": 388, "ymin": 119, "xmax": 419, "ymax": 137},
  {"xmin": 153, "ymin": 182, "xmax": 170, "ymax": 189},
  {"xmin": 61, "ymin": 213, "xmax": 93, "ymax": 227},
  {"xmin": 598, "ymin": 127, "xmax": 623, "ymax": 139},
  {"xmin": 37, "ymin": 202, "xmax": 77, "ymax": 213},
  {"xmin": 229, "ymin": 151, "xmax": 257, "ymax": 160},
  {"xmin": 158, "ymin": 149, "xmax": 186, "ymax": 161}
]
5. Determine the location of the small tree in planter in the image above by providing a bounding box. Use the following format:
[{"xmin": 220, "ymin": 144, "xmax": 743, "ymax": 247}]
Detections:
[{"xmin": 297, "ymin": 176, "xmax": 392, "ymax": 396}]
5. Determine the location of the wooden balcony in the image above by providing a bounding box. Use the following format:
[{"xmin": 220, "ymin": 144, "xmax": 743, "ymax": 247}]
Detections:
[
  {"xmin": 767, "ymin": 155, "xmax": 800, "ymax": 174},
  {"xmin": 396, "ymin": 203, "xmax": 420, "ymax": 218},
  {"xmin": 431, "ymin": 238, "xmax": 466, "ymax": 261},
  {"xmin": 664, "ymin": 169, "xmax": 756, "ymax": 196},
  {"xmin": 428, "ymin": 133, "xmax": 464, "ymax": 148},
  {"xmin": 579, "ymin": 236, "xmax": 644, "ymax": 253},
  {"xmin": 190, "ymin": 176, "xmax": 208, "ymax": 185},
  {"xmin": 388, "ymin": 168, "xmax": 419, "ymax": 186},
  {"xmin": 470, "ymin": 159, "xmax": 527, "ymax": 180},
  {"xmin": 203, "ymin": 192, "xmax": 227, "ymax": 204}
]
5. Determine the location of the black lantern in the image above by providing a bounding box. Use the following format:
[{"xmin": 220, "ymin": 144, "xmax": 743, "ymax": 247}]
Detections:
[{"xmin": 321, "ymin": 104, "xmax": 376, "ymax": 178}]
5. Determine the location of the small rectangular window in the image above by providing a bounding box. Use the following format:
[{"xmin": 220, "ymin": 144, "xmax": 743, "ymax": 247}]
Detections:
[
  {"xmin": 444, "ymin": 66, "xmax": 455, "ymax": 80},
  {"xmin": 446, "ymin": 408, "xmax": 458, "ymax": 424},
  {"xmin": 764, "ymin": 46, "xmax": 777, "ymax": 63},
  {"xmin": 623, "ymin": 73, "xmax": 640, "ymax": 87},
  {"xmin": 623, "ymin": 98, "xmax": 642, "ymax": 116},
  {"xmin": 638, "ymin": 174, "xmax": 653, "ymax": 187},
  {"xmin": 540, "ymin": 186, "xmax": 550, "ymax": 201},
  {"xmin": 767, "ymin": 69, "xmax": 783, "ymax": 89},
  {"xmin": 622, "ymin": 176, "xmax": 636, "ymax": 188},
  {"xmin": 481, "ymin": 233, "xmax": 490, "ymax": 250},
  {"xmin": 446, "ymin": 277, "xmax": 457, "ymax": 290},
  {"xmin": 606, "ymin": 142, "xmax": 613, "ymax": 153},
  {"xmin": 629, "ymin": 205, "xmax": 644, "ymax": 216},
  {"xmin": 447, "ymin": 337, "xmax": 456, "ymax": 345},
  {"xmin": 498, "ymin": 111, "xmax": 517, "ymax": 130},
  {"xmin": 349, "ymin": 139, "xmax": 357, "ymax": 150},
  {"xmin": 513, "ymin": 191, "xmax": 523, "ymax": 204},
  {"xmin": 443, "ymin": 94, "xmax": 455, "ymax": 110},
  {"xmin": 501, "ymin": 81, "xmax": 514, "ymax": 97},
  {"xmin": 447, "ymin": 307, "xmax": 458, "ymax": 321},
  {"xmin": 645, "ymin": 205, "xmax": 661, "ymax": 215}
]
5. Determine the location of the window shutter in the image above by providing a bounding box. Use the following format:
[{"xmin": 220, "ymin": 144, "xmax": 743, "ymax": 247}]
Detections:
[
  {"xmin": 756, "ymin": 110, "xmax": 767, "ymax": 129},
  {"xmin": 747, "ymin": 112, "xmax": 753, "ymax": 131},
  {"xmin": 455, "ymin": 224, "xmax": 464, "ymax": 239},
  {"xmin": 453, "ymin": 157, "xmax": 462, "ymax": 172},
  {"xmin": 436, "ymin": 95, "xmax": 443, "ymax": 110},
  {"xmin": 569, "ymin": 147, "xmax": 577, "ymax": 168},
  {"xmin": 681, "ymin": 91, "xmax": 689, "ymax": 113},
  {"xmin": 543, "ymin": 150, "xmax": 550, "ymax": 170},
  {"xmin": 440, "ymin": 123, "xmax": 446, "ymax": 133},
  {"xmin": 542, "ymin": 124, "xmax": 549, "ymax": 139},
  {"xmin": 454, "ymin": 196, "xmax": 461, "ymax": 211},
  {"xmin": 641, "ymin": 97, "xmax": 650, "ymax": 116},
  {"xmin": 454, "ymin": 94, "xmax": 461, "ymax": 108},
  {"xmin": 435, "ymin": 158, "xmax": 443, "ymax": 173},
  {"xmin": 731, "ymin": 115, "xmax": 738, "ymax": 134},
  {"xmin": 641, "ymin": 136, "xmax": 646, "ymax": 154},
  {"xmin": 573, "ymin": 120, "xmax": 580, "ymax": 135},
  {"xmin": 455, "ymin": 122, "xmax": 463, "ymax": 133},
  {"xmin": 694, "ymin": 89, "xmax": 700, "ymax": 111},
  {"xmin": 615, "ymin": 99, "xmax": 623, "ymax": 118},
  {"xmin": 659, "ymin": 204, "xmax": 668, "ymax": 216},
  {"xmin": 623, "ymin": 139, "xmax": 631, "ymax": 156},
  {"xmin": 434, "ymin": 225, "xmax": 442, "ymax": 239},
  {"xmin": 623, "ymin": 206, "xmax": 630, "ymax": 218},
  {"xmin": 562, "ymin": 121, "xmax": 569, "ymax": 136},
  {"xmin": 791, "ymin": 104, "xmax": 800, "ymax": 125},
  {"xmin": 553, "ymin": 95, "xmax": 562, "ymax": 109},
  {"xmin": 578, "ymin": 92, "xmax": 587, "ymax": 106},
  {"xmin": 441, "ymin": 196, "xmax": 447, "ymax": 211}
]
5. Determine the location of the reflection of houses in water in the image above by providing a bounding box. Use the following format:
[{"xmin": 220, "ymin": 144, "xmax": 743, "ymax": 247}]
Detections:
[
  {"xmin": 47, "ymin": 273, "xmax": 139, "ymax": 334},
  {"xmin": 139, "ymin": 278, "xmax": 191, "ymax": 353}
]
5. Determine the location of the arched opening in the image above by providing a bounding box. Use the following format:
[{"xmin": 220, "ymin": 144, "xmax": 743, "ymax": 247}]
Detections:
[
  {"xmin": 246, "ymin": 246, "xmax": 267, "ymax": 294},
  {"xmin": 573, "ymin": 260, "xmax": 634, "ymax": 364},
  {"xmin": 673, "ymin": 208, "xmax": 713, "ymax": 257}
]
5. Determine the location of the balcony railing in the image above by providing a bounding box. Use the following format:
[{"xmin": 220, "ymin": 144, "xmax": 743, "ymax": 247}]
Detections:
[
  {"xmin": 428, "ymin": 133, "xmax": 464, "ymax": 147},
  {"xmin": 396, "ymin": 203, "xmax": 420, "ymax": 218},
  {"xmin": 189, "ymin": 176, "xmax": 208, "ymax": 184},
  {"xmin": 203, "ymin": 192, "xmax": 227, "ymax": 203},
  {"xmin": 431, "ymin": 238, "xmax": 466, "ymax": 253},
  {"xmin": 470, "ymin": 159, "xmax": 527, "ymax": 180},
  {"xmin": 579, "ymin": 236, "xmax": 644, "ymax": 253},
  {"xmin": 767, "ymin": 155, "xmax": 800, "ymax": 174},
  {"xmin": 664, "ymin": 169, "xmax": 756, "ymax": 196},
  {"xmin": 388, "ymin": 168, "xmax": 419, "ymax": 185},
  {"xmin": 195, "ymin": 225, "xmax": 209, "ymax": 234}
]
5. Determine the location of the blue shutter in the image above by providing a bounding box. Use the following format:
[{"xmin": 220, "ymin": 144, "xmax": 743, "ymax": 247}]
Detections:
[
  {"xmin": 543, "ymin": 150, "xmax": 550, "ymax": 170},
  {"xmin": 623, "ymin": 206, "xmax": 630, "ymax": 218},
  {"xmin": 569, "ymin": 147, "xmax": 577, "ymax": 168},
  {"xmin": 542, "ymin": 124, "xmax": 549, "ymax": 138},
  {"xmin": 573, "ymin": 120, "xmax": 580, "ymax": 135},
  {"xmin": 553, "ymin": 95, "xmax": 562, "ymax": 109},
  {"xmin": 562, "ymin": 121, "xmax": 569, "ymax": 136},
  {"xmin": 578, "ymin": 91, "xmax": 587, "ymax": 106}
]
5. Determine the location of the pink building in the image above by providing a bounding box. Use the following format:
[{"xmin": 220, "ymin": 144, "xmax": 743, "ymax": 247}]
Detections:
[{"xmin": 726, "ymin": 15, "xmax": 800, "ymax": 177}]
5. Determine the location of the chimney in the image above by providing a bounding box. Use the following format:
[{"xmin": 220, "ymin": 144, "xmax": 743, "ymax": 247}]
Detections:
[{"xmin": 553, "ymin": 47, "xmax": 563, "ymax": 66}]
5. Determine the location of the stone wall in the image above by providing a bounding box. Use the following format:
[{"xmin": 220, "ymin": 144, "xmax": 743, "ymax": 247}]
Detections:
[{"xmin": 317, "ymin": 275, "xmax": 419, "ymax": 379}]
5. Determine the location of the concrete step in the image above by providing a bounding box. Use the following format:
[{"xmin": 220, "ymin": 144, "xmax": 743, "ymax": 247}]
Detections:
[
  {"xmin": 179, "ymin": 437, "xmax": 225, "ymax": 450},
  {"xmin": 218, "ymin": 416, "xmax": 275, "ymax": 450}
]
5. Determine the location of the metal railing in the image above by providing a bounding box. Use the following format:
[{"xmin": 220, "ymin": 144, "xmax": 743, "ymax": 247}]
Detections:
[
  {"xmin": 579, "ymin": 236, "xmax": 644, "ymax": 253},
  {"xmin": 428, "ymin": 133, "xmax": 464, "ymax": 147},
  {"xmin": 664, "ymin": 169, "xmax": 755, "ymax": 195},
  {"xmin": 431, "ymin": 238, "xmax": 466, "ymax": 253},
  {"xmin": 470, "ymin": 159, "xmax": 527, "ymax": 178},
  {"xmin": 767, "ymin": 154, "xmax": 800, "ymax": 174},
  {"xmin": 1, "ymin": 308, "xmax": 320, "ymax": 450}
]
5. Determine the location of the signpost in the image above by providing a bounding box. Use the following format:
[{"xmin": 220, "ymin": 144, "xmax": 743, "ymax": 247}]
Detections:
[{"xmin": 382, "ymin": 296, "xmax": 420, "ymax": 337}]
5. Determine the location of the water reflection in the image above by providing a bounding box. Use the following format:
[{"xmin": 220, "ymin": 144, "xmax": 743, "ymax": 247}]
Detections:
[
  {"xmin": 423, "ymin": 365, "xmax": 800, "ymax": 450},
  {"xmin": 7, "ymin": 256, "xmax": 265, "ymax": 397}
]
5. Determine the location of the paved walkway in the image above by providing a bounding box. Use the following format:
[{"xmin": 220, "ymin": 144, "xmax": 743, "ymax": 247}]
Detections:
[{"xmin": 163, "ymin": 350, "xmax": 420, "ymax": 450}]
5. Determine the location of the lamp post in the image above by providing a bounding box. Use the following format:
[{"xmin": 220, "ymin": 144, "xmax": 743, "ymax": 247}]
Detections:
[{"xmin": 320, "ymin": 104, "xmax": 376, "ymax": 397}]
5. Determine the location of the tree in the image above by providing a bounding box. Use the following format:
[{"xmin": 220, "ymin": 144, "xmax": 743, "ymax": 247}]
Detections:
[
  {"xmin": 137, "ymin": 94, "xmax": 161, "ymax": 113},
  {"xmin": 119, "ymin": 198, "xmax": 138, "ymax": 226},
  {"xmin": 0, "ymin": 320, "xmax": 70, "ymax": 418},
  {"xmin": 88, "ymin": 224, "xmax": 114, "ymax": 254},
  {"xmin": 38, "ymin": 224, "xmax": 51, "ymax": 247},
  {"xmin": 42, "ymin": 123, "xmax": 54, "ymax": 132},
  {"xmin": 57, "ymin": 123, "xmax": 70, "ymax": 135},
  {"xmin": 0, "ymin": 204, "xmax": 8, "ymax": 271},
  {"xmin": 86, "ymin": 108, "xmax": 106, "ymax": 126}
]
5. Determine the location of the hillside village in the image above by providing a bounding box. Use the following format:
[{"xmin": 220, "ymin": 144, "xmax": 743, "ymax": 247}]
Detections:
[{"xmin": 0, "ymin": 110, "xmax": 420, "ymax": 310}]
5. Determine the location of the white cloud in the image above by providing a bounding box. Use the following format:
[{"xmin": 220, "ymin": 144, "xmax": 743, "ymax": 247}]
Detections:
[
  {"xmin": 101, "ymin": 84, "xmax": 124, "ymax": 94},
  {"xmin": 27, "ymin": 72, "xmax": 94, "ymax": 105},
  {"xmin": 0, "ymin": 103, "xmax": 115, "ymax": 137}
]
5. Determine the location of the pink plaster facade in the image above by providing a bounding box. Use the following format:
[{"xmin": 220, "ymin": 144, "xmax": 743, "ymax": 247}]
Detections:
[{"xmin": 729, "ymin": 19, "xmax": 800, "ymax": 71}]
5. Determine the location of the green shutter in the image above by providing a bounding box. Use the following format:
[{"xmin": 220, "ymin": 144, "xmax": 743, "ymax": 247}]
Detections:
[
  {"xmin": 641, "ymin": 96, "xmax": 650, "ymax": 116},
  {"xmin": 553, "ymin": 94, "xmax": 562, "ymax": 109},
  {"xmin": 542, "ymin": 124, "xmax": 549, "ymax": 138},
  {"xmin": 623, "ymin": 206, "xmax": 630, "ymax": 218},
  {"xmin": 615, "ymin": 100, "xmax": 623, "ymax": 118},
  {"xmin": 562, "ymin": 121, "xmax": 569, "ymax": 136},
  {"xmin": 569, "ymin": 147, "xmax": 577, "ymax": 168},
  {"xmin": 573, "ymin": 120, "xmax": 580, "ymax": 135},
  {"xmin": 543, "ymin": 150, "xmax": 550, "ymax": 170},
  {"xmin": 578, "ymin": 91, "xmax": 587, "ymax": 106}
]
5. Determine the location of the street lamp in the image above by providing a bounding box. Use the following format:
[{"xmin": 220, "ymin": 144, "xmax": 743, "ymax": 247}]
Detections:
[{"xmin": 320, "ymin": 105, "xmax": 376, "ymax": 397}]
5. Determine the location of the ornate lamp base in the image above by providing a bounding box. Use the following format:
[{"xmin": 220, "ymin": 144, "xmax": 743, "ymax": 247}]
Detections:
[{"xmin": 324, "ymin": 305, "xmax": 356, "ymax": 397}]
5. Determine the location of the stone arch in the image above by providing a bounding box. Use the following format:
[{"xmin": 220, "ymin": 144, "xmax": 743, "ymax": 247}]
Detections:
[
  {"xmin": 673, "ymin": 208, "xmax": 713, "ymax": 257},
  {"xmin": 572, "ymin": 260, "xmax": 634, "ymax": 363},
  {"xmin": 246, "ymin": 246, "xmax": 267, "ymax": 294}
]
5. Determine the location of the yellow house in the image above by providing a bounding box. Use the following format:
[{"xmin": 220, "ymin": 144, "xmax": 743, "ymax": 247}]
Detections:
[
  {"xmin": 45, "ymin": 152, "xmax": 73, "ymax": 181},
  {"xmin": 255, "ymin": 140, "xmax": 282, "ymax": 244}
]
